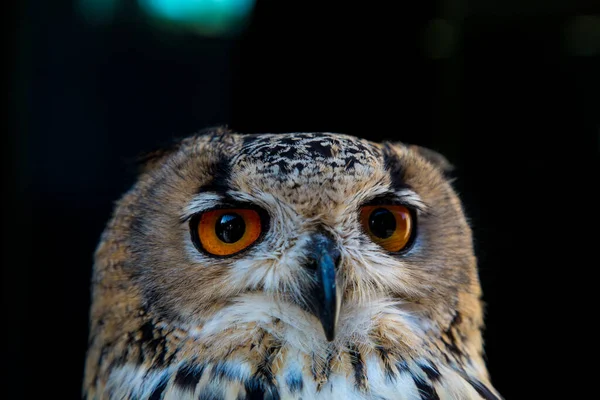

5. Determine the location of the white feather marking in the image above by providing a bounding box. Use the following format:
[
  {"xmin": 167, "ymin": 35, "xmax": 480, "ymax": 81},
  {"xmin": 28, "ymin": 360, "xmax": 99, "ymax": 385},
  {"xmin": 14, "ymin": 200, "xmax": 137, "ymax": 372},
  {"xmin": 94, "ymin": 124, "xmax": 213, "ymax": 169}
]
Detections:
[
  {"xmin": 316, "ymin": 373, "xmax": 365, "ymax": 400},
  {"xmin": 394, "ymin": 188, "xmax": 428, "ymax": 212},
  {"xmin": 107, "ymin": 364, "xmax": 176, "ymax": 400},
  {"xmin": 366, "ymin": 354, "xmax": 420, "ymax": 400},
  {"xmin": 182, "ymin": 193, "xmax": 224, "ymax": 218}
]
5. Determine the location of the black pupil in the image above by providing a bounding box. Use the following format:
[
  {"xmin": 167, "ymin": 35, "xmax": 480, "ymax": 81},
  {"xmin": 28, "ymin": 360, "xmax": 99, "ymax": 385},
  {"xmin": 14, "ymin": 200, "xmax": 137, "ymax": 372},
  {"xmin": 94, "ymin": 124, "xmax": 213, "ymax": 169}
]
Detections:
[
  {"xmin": 369, "ymin": 208, "xmax": 396, "ymax": 239},
  {"xmin": 215, "ymin": 213, "xmax": 246, "ymax": 243}
]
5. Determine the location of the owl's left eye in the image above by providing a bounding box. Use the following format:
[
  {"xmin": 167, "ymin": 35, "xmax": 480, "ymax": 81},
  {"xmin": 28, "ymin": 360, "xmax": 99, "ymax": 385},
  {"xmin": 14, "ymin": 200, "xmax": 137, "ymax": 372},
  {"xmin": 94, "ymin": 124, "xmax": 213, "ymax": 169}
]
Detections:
[
  {"xmin": 359, "ymin": 205, "xmax": 415, "ymax": 253},
  {"xmin": 191, "ymin": 208, "xmax": 263, "ymax": 256}
]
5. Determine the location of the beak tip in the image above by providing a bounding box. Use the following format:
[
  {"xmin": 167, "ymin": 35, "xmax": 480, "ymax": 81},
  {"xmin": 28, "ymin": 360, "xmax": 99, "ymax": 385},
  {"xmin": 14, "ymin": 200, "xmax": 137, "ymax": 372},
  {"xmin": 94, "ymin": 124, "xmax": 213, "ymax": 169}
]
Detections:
[
  {"xmin": 321, "ymin": 318, "xmax": 337, "ymax": 342},
  {"xmin": 325, "ymin": 331, "xmax": 335, "ymax": 342}
]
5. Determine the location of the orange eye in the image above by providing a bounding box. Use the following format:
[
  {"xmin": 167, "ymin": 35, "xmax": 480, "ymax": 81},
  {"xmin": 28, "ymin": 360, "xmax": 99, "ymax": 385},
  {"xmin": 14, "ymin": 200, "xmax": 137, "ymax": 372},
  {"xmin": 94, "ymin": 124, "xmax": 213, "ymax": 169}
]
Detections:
[
  {"xmin": 360, "ymin": 205, "xmax": 414, "ymax": 252},
  {"xmin": 194, "ymin": 209, "xmax": 263, "ymax": 256}
]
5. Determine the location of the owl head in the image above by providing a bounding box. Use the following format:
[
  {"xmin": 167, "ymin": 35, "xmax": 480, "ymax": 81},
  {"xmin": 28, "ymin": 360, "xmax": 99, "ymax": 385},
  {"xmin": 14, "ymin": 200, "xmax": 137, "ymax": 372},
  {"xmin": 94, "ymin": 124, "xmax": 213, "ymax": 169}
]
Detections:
[{"xmin": 90, "ymin": 127, "xmax": 483, "ymax": 359}]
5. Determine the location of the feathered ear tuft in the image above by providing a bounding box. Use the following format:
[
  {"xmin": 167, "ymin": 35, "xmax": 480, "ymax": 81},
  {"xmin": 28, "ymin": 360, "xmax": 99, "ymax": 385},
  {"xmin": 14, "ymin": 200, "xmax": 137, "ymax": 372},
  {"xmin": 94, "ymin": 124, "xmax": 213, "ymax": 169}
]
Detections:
[
  {"xmin": 408, "ymin": 145, "xmax": 454, "ymax": 174},
  {"xmin": 136, "ymin": 142, "xmax": 183, "ymax": 174},
  {"xmin": 136, "ymin": 126, "xmax": 233, "ymax": 173}
]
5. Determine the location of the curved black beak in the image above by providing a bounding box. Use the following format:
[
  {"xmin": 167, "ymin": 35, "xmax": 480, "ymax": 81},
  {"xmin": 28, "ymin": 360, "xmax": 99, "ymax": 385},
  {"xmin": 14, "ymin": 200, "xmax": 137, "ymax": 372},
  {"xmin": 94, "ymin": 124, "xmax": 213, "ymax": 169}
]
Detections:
[{"xmin": 303, "ymin": 233, "xmax": 341, "ymax": 341}]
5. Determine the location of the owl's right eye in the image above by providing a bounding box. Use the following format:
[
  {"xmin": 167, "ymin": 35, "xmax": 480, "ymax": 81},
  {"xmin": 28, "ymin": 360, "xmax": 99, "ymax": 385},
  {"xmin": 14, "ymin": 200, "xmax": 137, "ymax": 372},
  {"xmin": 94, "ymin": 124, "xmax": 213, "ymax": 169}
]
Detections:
[
  {"xmin": 359, "ymin": 205, "xmax": 415, "ymax": 253},
  {"xmin": 191, "ymin": 208, "xmax": 263, "ymax": 256}
]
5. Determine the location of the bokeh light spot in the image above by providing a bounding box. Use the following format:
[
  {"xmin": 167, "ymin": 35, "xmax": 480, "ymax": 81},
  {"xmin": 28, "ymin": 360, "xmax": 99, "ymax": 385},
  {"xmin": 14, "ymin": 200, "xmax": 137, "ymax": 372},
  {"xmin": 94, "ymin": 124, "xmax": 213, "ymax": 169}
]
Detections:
[
  {"xmin": 564, "ymin": 15, "xmax": 600, "ymax": 57},
  {"xmin": 139, "ymin": 0, "xmax": 256, "ymax": 36},
  {"xmin": 423, "ymin": 19, "xmax": 456, "ymax": 60}
]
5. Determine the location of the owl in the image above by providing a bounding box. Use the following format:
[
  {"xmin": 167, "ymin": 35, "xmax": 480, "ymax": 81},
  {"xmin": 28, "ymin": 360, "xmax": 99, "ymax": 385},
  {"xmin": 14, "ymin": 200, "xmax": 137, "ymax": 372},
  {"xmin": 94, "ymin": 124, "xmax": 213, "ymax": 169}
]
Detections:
[{"xmin": 84, "ymin": 127, "xmax": 502, "ymax": 400}]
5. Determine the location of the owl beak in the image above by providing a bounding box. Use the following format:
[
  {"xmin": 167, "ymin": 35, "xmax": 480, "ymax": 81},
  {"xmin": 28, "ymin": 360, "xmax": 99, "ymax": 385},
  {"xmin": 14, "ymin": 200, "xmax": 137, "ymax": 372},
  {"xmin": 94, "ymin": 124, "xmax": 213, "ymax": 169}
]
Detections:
[{"xmin": 304, "ymin": 233, "xmax": 342, "ymax": 342}]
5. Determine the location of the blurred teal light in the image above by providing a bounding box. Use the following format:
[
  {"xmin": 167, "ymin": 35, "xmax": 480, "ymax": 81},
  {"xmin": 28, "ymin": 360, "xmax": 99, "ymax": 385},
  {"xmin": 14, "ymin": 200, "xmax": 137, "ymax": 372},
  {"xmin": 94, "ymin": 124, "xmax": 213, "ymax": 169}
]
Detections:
[
  {"xmin": 139, "ymin": 0, "xmax": 256, "ymax": 35},
  {"xmin": 79, "ymin": 0, "xmax": 118, "ymax": 24}
]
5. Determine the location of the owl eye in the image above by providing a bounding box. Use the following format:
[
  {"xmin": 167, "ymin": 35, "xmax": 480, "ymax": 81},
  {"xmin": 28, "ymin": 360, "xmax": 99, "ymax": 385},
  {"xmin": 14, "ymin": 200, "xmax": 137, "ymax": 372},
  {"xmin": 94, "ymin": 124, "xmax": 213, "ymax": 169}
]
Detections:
[
  {"xmin": 360, "ymin": 205, "xmax": 414, "ymax": 253},
  {"xmin": 192, "ymin": 208, "xmax": 263, "ymax": 256}
]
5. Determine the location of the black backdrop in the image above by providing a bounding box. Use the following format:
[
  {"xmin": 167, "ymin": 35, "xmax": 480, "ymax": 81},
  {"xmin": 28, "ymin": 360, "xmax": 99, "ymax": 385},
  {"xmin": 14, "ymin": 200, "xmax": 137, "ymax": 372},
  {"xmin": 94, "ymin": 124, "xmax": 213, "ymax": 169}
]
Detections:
[{"xmin": 5, "ymin": 0, "xmax": 599, "ymax": 398}]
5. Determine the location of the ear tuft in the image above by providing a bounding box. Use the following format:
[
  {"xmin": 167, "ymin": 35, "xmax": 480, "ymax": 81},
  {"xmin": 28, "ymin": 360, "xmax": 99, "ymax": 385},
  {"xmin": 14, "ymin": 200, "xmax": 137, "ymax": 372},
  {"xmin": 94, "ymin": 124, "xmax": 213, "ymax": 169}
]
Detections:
[
  {"xmin": 408, "ymin": 145, "xmax": 454, "ymax": 173},
  {"xmin": 136, "ymin": 126, "xmax": 233, "ymax": 174},
  {"xmin": 136, "ymin": 141, "xmax": 183, "ymax": 174}
]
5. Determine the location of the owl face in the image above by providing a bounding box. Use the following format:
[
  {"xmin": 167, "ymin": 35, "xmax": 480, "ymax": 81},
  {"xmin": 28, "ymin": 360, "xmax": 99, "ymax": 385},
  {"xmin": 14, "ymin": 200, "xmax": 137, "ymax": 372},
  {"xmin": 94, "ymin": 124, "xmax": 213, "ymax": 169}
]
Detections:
[{"xmin": 123, "ymin": 130, "xmax": 478, "ymax": 347}]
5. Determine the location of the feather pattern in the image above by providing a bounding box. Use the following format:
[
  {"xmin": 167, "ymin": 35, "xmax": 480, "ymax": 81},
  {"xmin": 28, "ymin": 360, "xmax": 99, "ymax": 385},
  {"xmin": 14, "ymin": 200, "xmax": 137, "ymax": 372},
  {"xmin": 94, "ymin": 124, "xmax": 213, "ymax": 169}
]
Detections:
[{"xmin": 84, "ymin": 129, "xmax": 502, "ymax": 399}]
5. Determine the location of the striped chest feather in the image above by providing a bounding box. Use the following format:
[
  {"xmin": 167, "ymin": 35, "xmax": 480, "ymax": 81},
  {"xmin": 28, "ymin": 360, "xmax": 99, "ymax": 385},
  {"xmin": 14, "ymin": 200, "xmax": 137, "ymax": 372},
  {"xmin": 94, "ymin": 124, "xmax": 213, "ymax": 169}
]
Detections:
[
  {"xmin": 100, "ymin": 352, "xmax": 498, "ymax": 400},
  {"xmin": 86, "ymin": 318, "xmax": 500, "ymax": 400}
]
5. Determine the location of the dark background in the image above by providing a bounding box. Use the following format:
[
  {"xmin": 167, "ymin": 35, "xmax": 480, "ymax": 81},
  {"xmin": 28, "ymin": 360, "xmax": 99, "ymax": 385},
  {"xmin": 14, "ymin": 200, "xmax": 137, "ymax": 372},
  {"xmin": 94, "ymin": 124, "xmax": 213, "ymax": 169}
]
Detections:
[{"xmin": 5, "ymin": 0, "xmax": 599, "ymax": 398}]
